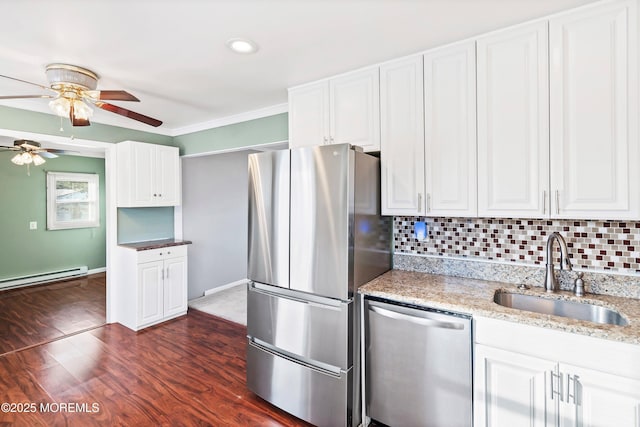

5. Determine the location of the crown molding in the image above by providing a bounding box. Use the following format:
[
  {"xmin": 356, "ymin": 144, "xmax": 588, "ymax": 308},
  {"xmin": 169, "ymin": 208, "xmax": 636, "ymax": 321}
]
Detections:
[{"xmin": 171, "ymin": 103, "xmax": 288, "ymax": 136}]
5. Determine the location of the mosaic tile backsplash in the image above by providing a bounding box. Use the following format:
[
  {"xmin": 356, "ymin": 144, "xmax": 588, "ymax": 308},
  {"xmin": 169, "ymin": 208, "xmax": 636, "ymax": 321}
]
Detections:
[{"xmin": 394, "ymin": 217, "xmax": 640, "ymax": 274}]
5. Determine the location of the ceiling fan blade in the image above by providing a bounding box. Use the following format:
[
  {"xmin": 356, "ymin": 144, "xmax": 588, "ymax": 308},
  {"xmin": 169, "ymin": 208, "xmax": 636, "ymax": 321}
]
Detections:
[
  {"xmin": 42, "ymin": 148, "xmax": 73, "ymax": 154},
  {"xmin": 83, "ymin": 90, "xmax": 139, "ymax": 102},
  {"xmin": 95, "ymin": 101, "xmax": 162, "ymax": 127},
  {"xmin": 38, "ymin": 151, "xmax": 59, "ymax": 159},
  {"xmin": 0, "ymin": 74, "xmax": 52, "ymax": 91},
  {"xmin": 98, "ymin": 90, "xmax": 140, "ymax": 102},
  {"xmin": 0, "ymin": 94, "xmax": 53, "ymax": 100}
]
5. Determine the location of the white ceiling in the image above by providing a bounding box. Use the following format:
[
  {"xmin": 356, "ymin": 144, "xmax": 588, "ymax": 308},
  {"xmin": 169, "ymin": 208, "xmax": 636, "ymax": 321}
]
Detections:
[{"xmin": 0, "ymin": 0, "xmax": 597, "ymax": 135}]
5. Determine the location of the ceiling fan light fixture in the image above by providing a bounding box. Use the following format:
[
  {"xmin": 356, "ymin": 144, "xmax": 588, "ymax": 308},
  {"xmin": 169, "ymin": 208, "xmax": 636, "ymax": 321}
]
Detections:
[
  {"xmin": 73, "ymin": 99, "xmax": 93, "ymax": 119},
  {"xmin": 32, "ymin": 154, "xmax": 46, "ymax": 166},
  {"xmin": 49, "ymin": 97, "xmax": 71, "ymax": 118},
  {"xmin": 20, "ymin": 152, "xmax": 33, "ymax": 164},
  {"xmin": 226, "ymin": 38, "xmax": 259, "ymax": 54},
  {"xmin": 11, "ymin": 153, "xmax": 24, "ymax": 165}
]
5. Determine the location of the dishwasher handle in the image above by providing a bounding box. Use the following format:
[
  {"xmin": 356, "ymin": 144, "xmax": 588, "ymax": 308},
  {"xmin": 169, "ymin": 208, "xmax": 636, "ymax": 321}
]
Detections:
[{"xmin": 369, "ymin": 305, "xmax": 465, "ymax": 330}]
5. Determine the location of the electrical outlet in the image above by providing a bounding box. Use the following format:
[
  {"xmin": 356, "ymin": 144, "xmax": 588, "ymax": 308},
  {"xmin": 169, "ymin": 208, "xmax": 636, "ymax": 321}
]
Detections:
[{"xmin": 29, "ymin": 221, "xmax": 37, "ymax": 230}]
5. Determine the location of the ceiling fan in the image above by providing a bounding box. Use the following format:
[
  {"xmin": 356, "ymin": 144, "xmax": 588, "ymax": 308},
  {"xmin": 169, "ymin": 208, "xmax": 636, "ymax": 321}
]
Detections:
[
  {"xmin": 0, "ymin": 139, "xmax": 70, "ymax": 172},
  {"xmin": 0, "ymin": 64, "xmax": 162, "ymax": 127}
]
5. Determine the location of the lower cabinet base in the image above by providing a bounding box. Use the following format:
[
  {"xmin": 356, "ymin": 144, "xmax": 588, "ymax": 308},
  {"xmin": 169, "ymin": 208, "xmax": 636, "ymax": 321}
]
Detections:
[
  {"xmin": 129, "ymin": 310, "xmax": 188, "ymax": 332},
  {"xmin": 246, "ymin": 340, "xmax": 356, "ymax": 427}
]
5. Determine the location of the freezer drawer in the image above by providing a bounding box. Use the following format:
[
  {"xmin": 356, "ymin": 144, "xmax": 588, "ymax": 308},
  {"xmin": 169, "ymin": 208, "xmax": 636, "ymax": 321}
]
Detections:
[
  {"xmin": 247, "ymin": 340, "xmax": 354, "ymax": 427},
  {"xmin": 247, "ymin": 284, "xmax": 351, "ymax": 370},
  {"xmin": 365, "ymin": 298, "xmax": 472, "ymax": 427}
]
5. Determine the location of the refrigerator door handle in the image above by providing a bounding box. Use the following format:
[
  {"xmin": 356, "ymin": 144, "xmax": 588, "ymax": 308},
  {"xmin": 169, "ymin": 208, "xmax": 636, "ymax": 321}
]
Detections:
[{"xmin": 369, "ymin": 305, "xmax": 465, "ymax": 330}]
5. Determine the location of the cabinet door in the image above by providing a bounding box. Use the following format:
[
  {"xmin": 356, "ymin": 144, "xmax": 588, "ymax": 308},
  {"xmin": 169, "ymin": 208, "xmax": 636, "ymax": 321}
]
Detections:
[
  {"xmin": 424, "ymin": 41, "xmax": 477, "ymax": 216},
  {"xmin": 477, "ymin": 21, "xmax": 549, "ymax": 218},
  {"xmin": 550, "ymin": 0, "xmax": 639, "ymax": 219},
  {"xmin": 475, "ymin": 345, "xmax": 557, "ymax": 427},
  {"xmin": 130, "ymin": 142, "xmax": 156, "ymax": 206},
  {"xmin": 559, "ymin": 364, "xmax": 640, "ymax": 427},
  {"xmin": 380, "ymin": 55, "xmax": 425, "ymax": 215},
  {"xmin": 288, "ymin": 82, "xmax": 330, "ymax": 148},
  {"xmin": 137, "ymin": 260, "xmax": 164, "ymax": 327},
  {"xmin": 163, "ymin": 256, "xmax": 187, "ymax": 318},
  {"xmin": 155, "ymin": 145, "xmax": 181, "ymax": 206},
  {"xmin": 330, "ymin": 68, "xmax": 380, "ymax": 151}
]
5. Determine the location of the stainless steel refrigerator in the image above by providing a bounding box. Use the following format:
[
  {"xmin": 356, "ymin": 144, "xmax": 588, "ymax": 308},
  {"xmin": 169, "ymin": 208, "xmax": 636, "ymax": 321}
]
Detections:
[{"xmin": 246, "ymin": 144, "xmax": 392, "ymax": 427}]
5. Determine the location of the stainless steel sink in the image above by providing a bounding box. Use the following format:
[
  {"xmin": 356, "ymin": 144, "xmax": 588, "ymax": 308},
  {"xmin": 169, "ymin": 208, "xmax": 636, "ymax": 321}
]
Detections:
[{"xmin": 494, "ymin": 291, "xmax": 628, "ymax": 326}]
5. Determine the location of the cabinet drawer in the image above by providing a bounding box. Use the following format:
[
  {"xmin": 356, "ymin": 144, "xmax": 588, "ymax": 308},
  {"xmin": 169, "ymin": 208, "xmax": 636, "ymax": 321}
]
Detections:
[
  {"xmin": 248, "ymin": 285, "xmax": 351, "ymax": 370},
  {"xmin": 247, "ymin": 340, "xmax": 350, "ymax": 427},
  {"xmin": 137, "ymin": 245, "xmax": 187, "ymax": 263}
]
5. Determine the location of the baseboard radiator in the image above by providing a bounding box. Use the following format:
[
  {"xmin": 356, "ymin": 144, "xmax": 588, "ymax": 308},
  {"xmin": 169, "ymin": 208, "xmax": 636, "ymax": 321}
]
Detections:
[{"xmin": 0, "ymin": 266, "xmax": 89, "ymax": 290}]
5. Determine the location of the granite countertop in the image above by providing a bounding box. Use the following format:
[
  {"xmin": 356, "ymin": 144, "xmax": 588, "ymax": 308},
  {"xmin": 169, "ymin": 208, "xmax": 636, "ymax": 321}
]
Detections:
[
  {"xmin": 360, "ymin": 270, "xmax": 640, "ymax": 345},
  {"xmin": 118, "ymin": 239, "xmax": 193, "ymax": 251}
]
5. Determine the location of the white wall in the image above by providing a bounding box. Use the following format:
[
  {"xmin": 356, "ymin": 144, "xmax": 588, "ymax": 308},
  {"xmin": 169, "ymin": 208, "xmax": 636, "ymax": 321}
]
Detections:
[{"xmin": 181, "ymin": 150, "xmax": 255, "ymax": 299}]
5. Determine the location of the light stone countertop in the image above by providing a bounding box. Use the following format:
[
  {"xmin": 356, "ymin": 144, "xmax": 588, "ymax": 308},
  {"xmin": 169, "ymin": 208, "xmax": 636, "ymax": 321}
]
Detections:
[{"xmin": 359, "ymin": 270, "xmax": 640, "ymax": 345}]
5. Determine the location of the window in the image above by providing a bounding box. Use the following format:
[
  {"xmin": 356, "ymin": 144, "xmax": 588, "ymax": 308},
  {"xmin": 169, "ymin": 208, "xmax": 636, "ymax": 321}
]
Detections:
[{"xmin": 46, "ymin": 172, "xmax": 100, "ymax": 230}]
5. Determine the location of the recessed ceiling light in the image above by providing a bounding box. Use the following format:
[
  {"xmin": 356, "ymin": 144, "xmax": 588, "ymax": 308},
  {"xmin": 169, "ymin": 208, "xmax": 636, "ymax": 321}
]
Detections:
[{"xmin": 226, "ymin": 38, "xmax": 259, "ymax": 54}]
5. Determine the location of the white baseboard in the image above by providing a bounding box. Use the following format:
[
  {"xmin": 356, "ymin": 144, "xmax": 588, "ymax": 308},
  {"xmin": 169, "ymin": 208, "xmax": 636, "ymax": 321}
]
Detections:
[
  {"xmin": 88, "ymin": 267, "xmax": 107, "ymax": 275},
  {"xmin": 203, "ymin": 279, "xmax": 248, "ymax": 296}
]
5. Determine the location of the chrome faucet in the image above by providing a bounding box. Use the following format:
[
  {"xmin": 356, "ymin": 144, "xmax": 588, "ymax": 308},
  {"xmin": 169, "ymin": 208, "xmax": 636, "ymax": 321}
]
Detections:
[{"xmin": 544, "ymin": 232, "xmax": 573, "ymax": 292}]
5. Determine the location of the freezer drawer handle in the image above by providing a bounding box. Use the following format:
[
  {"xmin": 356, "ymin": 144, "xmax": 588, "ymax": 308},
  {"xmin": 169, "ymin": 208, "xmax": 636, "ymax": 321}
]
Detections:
[{"xmin": 369, "ymin": 305, "xmax": 464, "ymax": 330}]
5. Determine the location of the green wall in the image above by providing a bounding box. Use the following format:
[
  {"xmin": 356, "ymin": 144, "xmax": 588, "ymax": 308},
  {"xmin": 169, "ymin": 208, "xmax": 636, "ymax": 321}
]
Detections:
[
  {"xmin": 117, "ymin": 207, "xmax": 175, "ymax": 244},
  {"xmin": 0, "ymin": 105, "xmax": 173, "ymax": 145},
  {"xmin": 0, "ymin": 106, "xmax": 287, "ymax": 281},
  {"xmin": 0, "ymin": 152, "xmax": 106, "ymax": 281},
  {"xmin": 173, "ymin": 113, "xmax": 288, "ymax": 155}
]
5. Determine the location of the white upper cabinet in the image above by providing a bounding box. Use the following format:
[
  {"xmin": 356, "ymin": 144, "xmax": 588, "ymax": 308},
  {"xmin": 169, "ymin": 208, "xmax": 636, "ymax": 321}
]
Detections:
[
  {"xmin": 288, "ymin": 67, "xmax": 380, "ymax": 152},
  {"xmin": 424, "ymin": 41, "xmax": 477, "ymax": 217},
  {"xmin": 288, "ymin": 83, "xmax": 330, "ymax": 148},
  {"xmin": 117, "ymin": 140, "xmax": 181, "ymax": 207},
  {"xmin": 380, "ymin": 55, "xmax": 425, "ymax": 215},
  {"xmin": 330, "ymin": 69, "xmax": 380, "ymax": 151},
  {"xmin": 549, "ymin": 0, "xmax": 639, "ymax": 219},
  {"xmin": 477, "ymin": 21, "xmax": 550, "ymax": 218}
]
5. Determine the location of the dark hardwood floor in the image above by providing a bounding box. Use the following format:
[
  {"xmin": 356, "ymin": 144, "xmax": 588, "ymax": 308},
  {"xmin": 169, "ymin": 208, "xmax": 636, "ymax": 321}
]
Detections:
[
  {"xmin": 0, "ymin": 273, "xmax": 106, "ymax": 355},
  {"xmin": 0, "ymin": 309, "xmax": 311, "ymax": 426}
]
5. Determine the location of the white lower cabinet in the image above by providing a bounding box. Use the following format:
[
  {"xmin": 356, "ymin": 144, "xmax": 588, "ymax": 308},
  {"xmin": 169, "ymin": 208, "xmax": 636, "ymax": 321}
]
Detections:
[
  {"xmin": 116, "ymin": 245, "xmax": 188, "ymax": 331},
  {"xmin": 474, "ymin": 317, "xmax": 640, "ymax": 427},
  {"xmin": 558, "ymin": 363, "xmax": 640, "ymax": 427},
  {"xmin": 475, "ymin": 345, "xmax": 557, "ymax": 427}
]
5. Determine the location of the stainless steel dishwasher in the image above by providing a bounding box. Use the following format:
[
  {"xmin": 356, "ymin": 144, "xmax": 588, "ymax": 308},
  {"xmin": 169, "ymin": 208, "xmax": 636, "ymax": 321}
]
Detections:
[{"xmin": 364, "ymin": 297, "xmax": 472, "ymax": 427}]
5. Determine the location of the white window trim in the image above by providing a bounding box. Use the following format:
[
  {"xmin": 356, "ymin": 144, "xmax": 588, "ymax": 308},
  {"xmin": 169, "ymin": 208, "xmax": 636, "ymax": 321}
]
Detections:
[{"xmin": 46, "ymin": 172, "xmax": 100, "ymax": 230}]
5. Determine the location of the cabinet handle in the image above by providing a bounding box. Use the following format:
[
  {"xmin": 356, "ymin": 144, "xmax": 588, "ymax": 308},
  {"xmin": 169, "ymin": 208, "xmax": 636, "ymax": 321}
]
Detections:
[
  {"xmin": 323, "ymin": 137, "xmax": 328, "ymax": 145},
  {"xmin": 417, "ymin": 193, "xmax": 422, "ymax": 213},
  {"xmin": 550, "ymin": 370, "xmax": 563, "ymax": 401},
  {"xmin": 542, "ymin": 190, "xmax": 547, "ymax": 214},
  {"xmin": 426, "ymin": 193, "xmax": 431, "ymax": 213},
  {"xmin": 555, "ymin": 190, "xmax": 560, "ymax": 215},
  {"xmin": 153, "ymin": 194, "xmax": 157, "ymax": 197},
  {"xmin": 330, "ymin": 136, "xmax": 334, "ymax": 144},
  {"xmin": 566, "ymin": 373, "xmax": 578, "ymax": 405}
]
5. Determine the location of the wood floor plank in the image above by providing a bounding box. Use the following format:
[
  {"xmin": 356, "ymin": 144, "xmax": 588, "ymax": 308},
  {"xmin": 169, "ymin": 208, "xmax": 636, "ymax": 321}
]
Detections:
[
  {"xmin": 0, "ymin": 273, "xmax": 106, "ymax": 355},
  {"xmin": 0, "ymin": 309, "xmax": 312, "ymax": 426}
]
